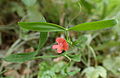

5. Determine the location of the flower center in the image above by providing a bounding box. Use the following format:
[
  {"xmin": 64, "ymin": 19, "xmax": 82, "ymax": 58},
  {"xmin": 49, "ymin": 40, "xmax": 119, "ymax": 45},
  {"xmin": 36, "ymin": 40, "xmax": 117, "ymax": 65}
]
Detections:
[{"xmin": 59, "ymin": 43, "xmax": 63, "ymax": 47}]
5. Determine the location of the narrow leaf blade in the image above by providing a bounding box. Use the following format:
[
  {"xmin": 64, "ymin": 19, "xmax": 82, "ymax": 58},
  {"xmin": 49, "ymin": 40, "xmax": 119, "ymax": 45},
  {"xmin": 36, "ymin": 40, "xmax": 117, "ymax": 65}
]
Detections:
[
  {"xmin": 18, "ymin": 22, "xmax": 65, "ymax": 32},
  {"xmin": 68, "ymin": 19, "xmax": 117, "ymax": 31},
  {"xmin": 38, "ymin": 32, "xmax": 48, "ymax": 49},
  {"xmin": 3, "ymin": 52, "xmax": 37, "ymax": 63}
]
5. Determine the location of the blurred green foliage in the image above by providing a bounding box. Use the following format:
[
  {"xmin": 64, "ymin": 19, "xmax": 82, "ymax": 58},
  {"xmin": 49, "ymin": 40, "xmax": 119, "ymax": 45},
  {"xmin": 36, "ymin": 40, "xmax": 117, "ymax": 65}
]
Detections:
[
  {"xmin": 0, "ymin": 0, "xmax": 120, "ymax": 78},
  {"xmin": 38, "ymin": 61, "xmax": 80, "ymax": 78}
]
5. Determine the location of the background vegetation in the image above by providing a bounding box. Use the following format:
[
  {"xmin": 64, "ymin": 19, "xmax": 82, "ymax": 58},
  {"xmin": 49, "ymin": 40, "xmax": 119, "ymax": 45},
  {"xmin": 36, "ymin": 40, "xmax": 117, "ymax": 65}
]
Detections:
[{"xmin": 0, "ymin": 0, "xmax": 120, "ymax": 78}]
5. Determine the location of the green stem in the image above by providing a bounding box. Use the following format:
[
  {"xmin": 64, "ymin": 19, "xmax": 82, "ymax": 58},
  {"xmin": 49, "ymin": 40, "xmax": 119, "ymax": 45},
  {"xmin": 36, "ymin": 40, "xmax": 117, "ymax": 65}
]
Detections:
[
  {"xmin": 65, "ymin": 29, "xmax": 69, "ymax": 41},
  {"xmin": 87, "ymin": 50, "xmax": 91, "ymax": 66},
  {"xmin": 36, "ymin": 32, "xmax": 41, "ymax": 54},
  {"xmin": 0, "ymin": 69, "xmax": 7, "ymax": 75},
  {"xmin": 64, "ymin": 54, "xmax": 71, "ymax": 61},
  {"xmin": 7, "ymin": 39, "xmax": 21, "ymax": 56},
  {"xmin": 33, "ymin": 55, "xmax": 61, "ymax": 59},
  {"xmin": 88, "ymin": 45, "xmax": 97, "ymax": 66},
  {"xmin": 33, "ymin": 51, "xmax": 75, "ymax": 59},
  {"xmin": 81, "ymin": 50, "xmax": 88, "ymax": 67}
]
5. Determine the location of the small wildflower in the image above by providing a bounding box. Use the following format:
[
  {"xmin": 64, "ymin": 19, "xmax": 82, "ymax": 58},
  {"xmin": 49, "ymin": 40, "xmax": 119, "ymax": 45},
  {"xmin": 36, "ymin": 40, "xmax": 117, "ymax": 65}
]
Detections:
[{"xmin": 52, "ymin": 38, "xmax": 69, "ymax": 53}]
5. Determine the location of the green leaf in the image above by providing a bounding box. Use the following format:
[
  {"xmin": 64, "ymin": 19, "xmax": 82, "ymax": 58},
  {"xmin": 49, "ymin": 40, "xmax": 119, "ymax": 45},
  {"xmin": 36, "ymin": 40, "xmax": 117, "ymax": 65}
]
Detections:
[
  {"xmin": 82, "ymin": 67, "xmax": 95, "ymax": 78},
  {"xmin": 95, "ymin": 41, "xmax": 120, "ymax": 50},
  {"xmin": 23, "ymin": 6, "xmax": 49, "ymax": 51},
  {"xmin": 26, "ymin": 6, "xmax": 46, "ymax": 22},
  {"xmin": 96, "ymin": 66, "xmax": 107, "ymax": 78},
  {"xmin": 68, "ymin": 19, "xmax": 117, "ymax": 31},
  {"xmin": 22, "ymin": 0, "xmax": 37, "ymax": 7},
  {"xmin": 3, "ymin": 52, "xmax": 37, "ymax": 63},
  {"xmin": 82, "ymin": 66, "xmax": 107, "ymax": 78},
  {"xmin": 79, "ymin": 0, "xmax": 94, "ymax": 14},
  {"xmin": 103, "ymin": 56, "xmax": 120, "ymax": 75},
  {"xmin": 18, "ymin": 22, "xmax": 66, "ymax": 32},
  {"xmin": 68, "ymin": 54, "xmax": 81, "ymax": 62},
  {"xmin": 38, "ymin": 32, "xmax": 48, "ymax": 49}
]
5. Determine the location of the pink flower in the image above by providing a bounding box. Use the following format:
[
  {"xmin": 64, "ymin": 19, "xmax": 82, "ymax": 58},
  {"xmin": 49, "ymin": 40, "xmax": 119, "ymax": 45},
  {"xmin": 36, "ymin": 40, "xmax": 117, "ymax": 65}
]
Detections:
[{"xmin": 52, "ymin": 38, "xmax": 69, "ymax": 53}]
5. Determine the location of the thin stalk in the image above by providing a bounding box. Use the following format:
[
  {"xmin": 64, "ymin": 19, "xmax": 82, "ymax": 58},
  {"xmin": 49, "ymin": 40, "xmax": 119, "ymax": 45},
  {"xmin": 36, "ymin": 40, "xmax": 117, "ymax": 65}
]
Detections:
[
  {"xmin": 33, "ymin": 51, "xmax": 75, "ymax": 59},
  {"xmin": 14, "ymin": 36, "xmax": 39, "ymax": 51},
  {"xmin": 0, "ymin": 69, "xmax": 7, "ymax": 75},
  {"xmin": 86, "ymin": 45, "xmax": 91, "ymax": 66},
  {"xmin": 7, "ymin": 39, "xmax": 21, "ymax": 56},
  {"xmin": 81, "ymin": 59, "xmax": 88, "ymax": 66},
  {"xmin": 81, "ymin": 51, "xmax": 89, "ymax": 67},
  {"xmin": 88, "ymin": 45, "xmax": 97, "ymax": 66},
  {"xmin": 87, "ymin": 50, "xmax": 91, "ymax": 66},
  {"xmin": 65, "ymin": 30, "xmax": 69, "ymax": 41},
  {"xmin": 34, "ymin": 55, "xmax": 61, "ymax": 59},
  {"xmin": 64, "ymin": 54, "xmax": 71, "ymax": 61},
  {"xmin": 0, "ymin": 39, "xmax": 21, "ymax": 72},
  {"xmin": 36, "ymin": 32, "xmax": 41, "ymax": 54}
]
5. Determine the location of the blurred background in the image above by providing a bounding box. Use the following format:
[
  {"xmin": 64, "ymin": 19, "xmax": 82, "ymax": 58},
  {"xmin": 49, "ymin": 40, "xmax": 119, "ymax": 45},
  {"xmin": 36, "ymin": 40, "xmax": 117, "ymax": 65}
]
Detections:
[{"xmin": 0, "ymin": 0, "xmax": 120, "ymax": 78}]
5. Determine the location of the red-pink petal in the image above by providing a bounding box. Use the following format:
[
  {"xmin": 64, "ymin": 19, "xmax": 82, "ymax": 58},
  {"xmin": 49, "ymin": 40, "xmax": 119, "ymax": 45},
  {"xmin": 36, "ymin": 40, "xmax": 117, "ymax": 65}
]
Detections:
[
  {"xmin": 52, "ymin": 45, "xmax": 59, "ymax": 49},
  {"xmin": 63, "ymin": 46, "xmax": 68, "ymax": 51},
  {"xmin": 63, "ymin": 42, "xmax": 69, "ymax": 51},
  {"xmin": 57, "ymin": 48, "xmax": 63, "ymax": 53},
  {"xmin": 56, "ymin": 38, "xmax": 65, "ymax": 43},
  {"xmin": 52, "ymin": 37, "xmax": 69, "ymax": 53},
  {"xmin": 56, "ymin": 46, "xmax": 63, "ymax": 53}
]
